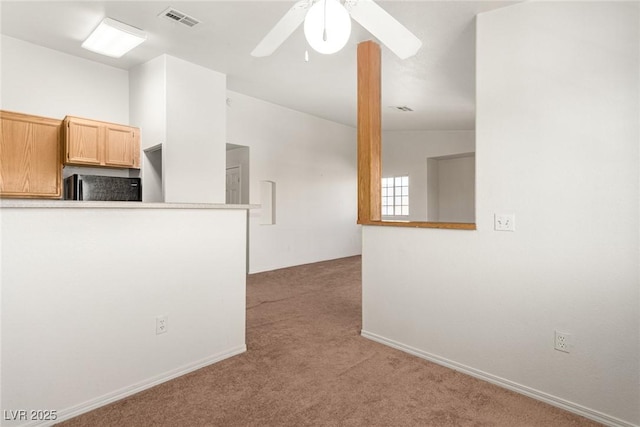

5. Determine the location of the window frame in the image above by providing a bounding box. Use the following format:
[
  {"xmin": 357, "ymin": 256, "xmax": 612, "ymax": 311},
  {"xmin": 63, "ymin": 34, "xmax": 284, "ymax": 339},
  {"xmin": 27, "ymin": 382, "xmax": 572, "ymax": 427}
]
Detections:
[{"xmin": 381, "ymin": 175, "xmax": 409, "ymax": 219}]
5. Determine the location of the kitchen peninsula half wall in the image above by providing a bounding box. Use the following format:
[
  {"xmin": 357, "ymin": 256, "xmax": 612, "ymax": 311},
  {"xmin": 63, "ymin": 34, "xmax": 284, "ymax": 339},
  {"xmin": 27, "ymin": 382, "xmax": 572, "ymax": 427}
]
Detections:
[{"xmin": 1, "ymin": 201, "xmax": 250, "ymax": 425}]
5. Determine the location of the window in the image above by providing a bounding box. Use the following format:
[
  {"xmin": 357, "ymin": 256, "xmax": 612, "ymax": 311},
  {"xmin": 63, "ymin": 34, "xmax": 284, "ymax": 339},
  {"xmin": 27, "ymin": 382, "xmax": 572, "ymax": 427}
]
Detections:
[{"xmin": 382, "ymin": 176, "xmax": 409, "ymax": 216}]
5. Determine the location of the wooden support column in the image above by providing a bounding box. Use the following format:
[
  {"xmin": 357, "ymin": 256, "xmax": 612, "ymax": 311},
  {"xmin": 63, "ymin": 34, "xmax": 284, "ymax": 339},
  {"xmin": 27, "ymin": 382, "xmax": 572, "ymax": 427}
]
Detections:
[{"xmin": 357, "ymin": 40, "xmax": 381, "ymax": 224}]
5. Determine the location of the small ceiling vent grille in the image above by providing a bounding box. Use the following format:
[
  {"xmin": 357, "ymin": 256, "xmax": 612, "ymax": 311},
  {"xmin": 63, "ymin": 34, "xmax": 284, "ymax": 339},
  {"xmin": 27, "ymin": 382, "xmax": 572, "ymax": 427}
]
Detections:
[
  {"xmin": 391, "ymin": 106, "xmax": 414, "ymax": 112},
  {"xmin": 159, "ymin": 7, "xmax": 200, "ymax": 27}
]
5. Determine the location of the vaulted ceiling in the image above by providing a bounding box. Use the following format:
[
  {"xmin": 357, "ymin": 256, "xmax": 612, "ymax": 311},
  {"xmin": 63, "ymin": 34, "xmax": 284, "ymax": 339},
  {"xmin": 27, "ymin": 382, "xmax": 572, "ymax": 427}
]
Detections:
[{"xmin": 0, "ymin": 1, "xmax": 514, "ymax": 130}]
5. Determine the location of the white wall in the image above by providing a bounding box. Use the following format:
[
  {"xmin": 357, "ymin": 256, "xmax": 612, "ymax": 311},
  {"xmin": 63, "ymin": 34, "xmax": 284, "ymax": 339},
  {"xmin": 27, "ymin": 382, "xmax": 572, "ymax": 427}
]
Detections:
[
  {"xmin": 165, "ymin": 56, "xmax": 226, "ymax": 204},
  {"xmin": 1, "ymin": 206, "xmax": 247, "ymax": 426},
  {"xmin": 129, "ymin": 56, "xmax": 167, "ymax": 151},
  {"xmin": 434, "ymin": 154, "xmax": 475, "ymax": 223},
  {"xmin": 382, "ymin": 131, "xmax": 474, "ymax": 221},
  {"xmin": 227, "ymin": 91, "xmax": 361, "ymax": 273},
  {"xmin": 130, "ymin": 55, "xmax": 227, "ymax": 204},
  {"xmin": 363, "ymin": 2, "xmax": 639, "ymax": 426},
  {"xmin": 0, "ymin": 35, "xmax": 135, "ymax": 180},
  {"xmin": 0, "ymin": 35, "xmax": 128, "ymax": 124},
  {"xmin": 130, "ymin": 56, "xmax": 167, "ymax": 201}
]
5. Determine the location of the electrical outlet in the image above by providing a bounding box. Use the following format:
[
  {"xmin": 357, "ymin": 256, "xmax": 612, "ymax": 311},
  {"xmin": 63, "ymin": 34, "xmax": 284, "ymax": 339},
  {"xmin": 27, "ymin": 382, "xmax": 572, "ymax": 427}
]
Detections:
[
  {"xmin": 156, "ymin": 315, "xmax": 168, "ymax": 335},
  {"xmin": 494, "ymin": 214, "xmax": 515, "ymax": 231},
  {"xmin": 554, "ymin": 331, "xmax": 571, "ymax": 353}
]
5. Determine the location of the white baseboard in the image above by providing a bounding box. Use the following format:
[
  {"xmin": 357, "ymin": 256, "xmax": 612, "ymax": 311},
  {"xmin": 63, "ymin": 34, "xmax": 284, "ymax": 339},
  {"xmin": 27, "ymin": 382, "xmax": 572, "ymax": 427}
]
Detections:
[
  {"xmin": 18, "ymin": 345, "xmax": 247, "ymax": 427},
  {"xmin": 360, "ymin": 330, "xmax": 637, "ymax": 427}
]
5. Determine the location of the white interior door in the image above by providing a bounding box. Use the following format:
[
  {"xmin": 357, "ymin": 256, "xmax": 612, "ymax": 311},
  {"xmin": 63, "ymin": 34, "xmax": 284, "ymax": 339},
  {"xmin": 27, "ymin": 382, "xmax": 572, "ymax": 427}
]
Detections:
[{"xmin": 226, "ymin": 166, "xmax": 241, "ymax": 204}]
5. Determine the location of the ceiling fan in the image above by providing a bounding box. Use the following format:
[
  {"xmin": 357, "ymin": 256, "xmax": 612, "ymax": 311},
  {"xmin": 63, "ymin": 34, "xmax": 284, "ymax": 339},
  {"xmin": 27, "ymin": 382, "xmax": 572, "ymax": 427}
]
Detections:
[{"xmin": 251, "ymin": 0, "xmax": 422, "ymax": 60}]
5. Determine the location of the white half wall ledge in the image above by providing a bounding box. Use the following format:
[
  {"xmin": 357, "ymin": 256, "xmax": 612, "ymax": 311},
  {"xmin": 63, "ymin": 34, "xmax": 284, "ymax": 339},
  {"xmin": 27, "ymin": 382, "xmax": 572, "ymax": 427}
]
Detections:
[
  {"xmin": 2, "ymin": 207, "xmax": 248, "ymax": 425},
  {"xmin": 260, "ymin": 180, "xmax": 276, "ymax": 225},
  {"xmin": 361, "ymin": 331, "xmax": 637, "ymax": 427}
]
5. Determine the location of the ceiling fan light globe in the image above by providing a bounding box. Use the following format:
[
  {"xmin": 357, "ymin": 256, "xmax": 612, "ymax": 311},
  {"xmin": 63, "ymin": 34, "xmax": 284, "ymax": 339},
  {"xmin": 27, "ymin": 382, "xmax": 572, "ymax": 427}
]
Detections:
[{"xmin": 304, "ymin": 0, "xmax": 351, "ymax": 55}]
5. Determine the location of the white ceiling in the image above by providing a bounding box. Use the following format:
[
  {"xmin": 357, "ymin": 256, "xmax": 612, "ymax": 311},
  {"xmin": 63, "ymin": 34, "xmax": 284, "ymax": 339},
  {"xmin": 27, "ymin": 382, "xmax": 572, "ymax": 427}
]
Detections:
[{"xmin": 0, "ymin": 1, "xmax": 515, "ymax": 130}]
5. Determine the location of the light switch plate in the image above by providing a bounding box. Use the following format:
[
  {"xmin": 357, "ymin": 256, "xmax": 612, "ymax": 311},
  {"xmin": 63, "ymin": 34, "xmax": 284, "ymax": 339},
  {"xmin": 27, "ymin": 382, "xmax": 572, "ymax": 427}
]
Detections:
[{"xmin": 494, "ymin": 214, "xmax": 515, "ymax": 231}]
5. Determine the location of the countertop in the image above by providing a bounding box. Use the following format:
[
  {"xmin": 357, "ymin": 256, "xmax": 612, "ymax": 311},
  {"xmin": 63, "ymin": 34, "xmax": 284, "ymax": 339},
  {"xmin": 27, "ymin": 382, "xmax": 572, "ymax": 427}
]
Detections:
[{"xmin": 1, "ymin": 200, "xmax": 258, "ymax": 209}]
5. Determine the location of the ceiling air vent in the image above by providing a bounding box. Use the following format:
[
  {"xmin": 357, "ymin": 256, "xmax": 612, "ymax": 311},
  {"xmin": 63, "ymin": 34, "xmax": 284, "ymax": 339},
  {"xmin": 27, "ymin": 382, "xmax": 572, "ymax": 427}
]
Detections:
[
  {"xmin": 159, "ymin": 7, "xmax": 200, "ymax": 27},
  {"xmin": 391, "ymin": 106, "xmax": 414, "ymax": 112}
]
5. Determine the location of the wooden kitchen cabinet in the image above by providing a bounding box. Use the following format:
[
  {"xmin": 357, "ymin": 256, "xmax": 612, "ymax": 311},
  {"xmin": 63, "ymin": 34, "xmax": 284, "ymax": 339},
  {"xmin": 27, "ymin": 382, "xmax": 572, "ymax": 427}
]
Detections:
[
  {"xmin": 64, "ymin": 116, "xmax": 140, "ymax": 169},
  {"xmin": 65, "ymin": 117, "xmax": 101, "ymax": 165},
  {"xmin": 104, "ymin": 123, "xmax": 140, "ymax": 168},
  {"xmin": 0, "ymin": 110, "xmax": 62, "ymax": 199}
]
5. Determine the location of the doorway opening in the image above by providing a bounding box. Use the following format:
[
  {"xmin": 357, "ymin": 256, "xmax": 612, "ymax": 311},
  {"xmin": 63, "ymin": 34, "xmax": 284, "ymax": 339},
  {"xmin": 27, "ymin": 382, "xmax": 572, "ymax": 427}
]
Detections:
[
  {"xmin": 226, "ymin": 143, "xmax": 250, "ymax": 204},
  {"xmin": 426, "ymin": 153, "xmax": 475, "ymax": 223}
]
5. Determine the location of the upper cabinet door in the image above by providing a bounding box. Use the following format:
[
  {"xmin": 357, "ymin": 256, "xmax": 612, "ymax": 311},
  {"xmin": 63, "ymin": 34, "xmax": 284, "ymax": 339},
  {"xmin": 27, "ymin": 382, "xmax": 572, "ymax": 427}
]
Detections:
[
  {"xmin": 104, "ymin": 124, "xmax": 139, "ymax": 168},
  {"xmin": 0, "ymin": 111, "xmax": 62, "ymax": 198},
  {"xmin": 64, "ymin": 116, "xmax": 140, "ymax": 169},
  {"xmin": 66, "ymin": 118, "xmax": 102, "ymax": 166}
]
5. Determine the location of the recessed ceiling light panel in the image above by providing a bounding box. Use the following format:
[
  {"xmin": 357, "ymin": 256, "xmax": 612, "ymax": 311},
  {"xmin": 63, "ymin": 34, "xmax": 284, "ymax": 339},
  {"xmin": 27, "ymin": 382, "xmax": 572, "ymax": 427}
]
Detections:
[{"xmin": 82, "ymin": 17, "xmax": 147, "ymax": 58}]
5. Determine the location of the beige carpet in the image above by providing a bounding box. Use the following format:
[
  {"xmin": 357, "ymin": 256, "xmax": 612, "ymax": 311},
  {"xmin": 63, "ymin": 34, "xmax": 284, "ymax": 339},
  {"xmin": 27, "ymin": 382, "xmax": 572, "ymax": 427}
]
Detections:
[{"xmin": 59, "ymin": 256, "xmax": 600, "ymax": 426}]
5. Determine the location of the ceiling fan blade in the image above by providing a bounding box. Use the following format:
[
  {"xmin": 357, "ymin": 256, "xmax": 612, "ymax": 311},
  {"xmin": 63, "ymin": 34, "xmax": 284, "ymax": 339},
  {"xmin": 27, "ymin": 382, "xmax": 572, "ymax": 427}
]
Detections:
[
  {"xmin": 251, "ymin": 0, "xmax": 311, "ymax": 57},
  {"xmin": 347, "ymin": 0, "xmax": 422, "ymax": 59}
]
